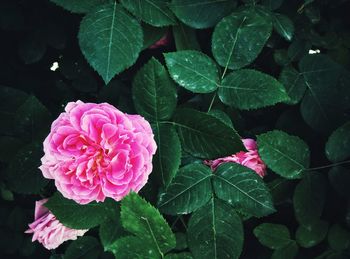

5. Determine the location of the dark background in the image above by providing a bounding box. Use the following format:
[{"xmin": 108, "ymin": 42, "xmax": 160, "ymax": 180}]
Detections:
[{"xmin": 0, "ymin": 0, "xmax": 350, "ymax": 258}]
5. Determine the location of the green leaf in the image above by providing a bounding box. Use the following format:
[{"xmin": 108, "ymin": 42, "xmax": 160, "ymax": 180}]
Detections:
[
  {"xmin": 208, "ymin": 109, "xmax": 234, "ymax": 128},
  {"xmin": 257, "ymin": 130, "xmax": 310, "ymax": 179},
  {"xmin": 212, "ymin": 163, "xmax": 275, "ymax": 217},
  {"xmin": 271, "ymin": 241, "xmax": 299, "ymax": 259},
  {"xmin": 329, "ymin": 166, "xmax": 350, "ymax": 198},
  {"xmin": 187, "ymin": 198, "xmax": 244, "ymax": 259},
  {"xmin": 14, "ymin": 95, "xmax": 52, "ymax": 141},
  {"xmin": 296, "ymin": 220, "xmax": 329, "ymax": 248},
  {"xmin": 165, "ymin": 50, "xmax": 219, "ymax": 93},
  {"xmin": 120, "ymin": 0, "xmax": 176, "ymax": 27},
  {"xmin": 328, "ymin": 224, "xmax": 350, "ymax": 251},
  {"xmin": 99, "ymin": 212, "xmax": 125, "ymax": 252},
  {"xmin": 65, "ymin": 236, "xmax": 102, "ymax": 259},
  {"xmin": 50, "ymin": 0, "xmax": 108, "ymax": 13},
  {"xmin": 133, "ymin": 58, "xmax": 177, "ymax": 121},
  {"xmin": 172, "ymin": 23, "xmax": 200, "ymax": 51},
  {"xmin": 254, "ymin": 223, "xmax": 293, "ymax": 249},
  {"xmin": 170, "ymin": 0, "xmax": 237, "ymax": 29},
  {"xmin": 273, "ymin": 13, "xmax": 294, "ymax": 41},
  {"xmin": 45, "ymin": 192, "xmax": 117, "ymax": 229},
  {"xmin": 152, "ymin": 123, "xmax": 181, "ymax": 188},
  {"xmin": 279, "ymin": 66, "xmax": 307, "ymax": 104},
  {"xmin": 299, "ymin": 54, "xmax": 350, "ymax": 134},
  {"xmin": 5, "ymin": 142, "xmax": 48, "ymax": 194},
  {"xmin": 325, "ymin": 122, "xmax": 350, "ymax": 162},
  {"xmin": 121, "ymin": 192, "xmax": 176, "ymax": 255},
  {"xmin": 78, "ymin": 3, "xmax": 143, "ymax": 84},
  {"xmin": 173, "ymin": 108, "xmax": 244, "ymax": 159},
  {"xmin": 212, "ymin": 8, "xmax": 272, "ymax": 71},
  {"xmin": 108, "ymin": 236, "xmax": 157, "ymax": 259},
  {"xmin": 219, "ymin": 69, "xmax": 289, "ymax": 110},
  {"xmin": 158, "ymin": 163, "xmax": 212, "ymax": 215},
  {"xmin": 293, "ymin": 173, "xmax": 327, "ymax": 225}
]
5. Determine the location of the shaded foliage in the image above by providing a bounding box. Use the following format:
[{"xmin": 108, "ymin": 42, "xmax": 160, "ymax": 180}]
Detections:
[{"xmin": 1, "ymin": 0, "xmax": 350, "ymax": 258}]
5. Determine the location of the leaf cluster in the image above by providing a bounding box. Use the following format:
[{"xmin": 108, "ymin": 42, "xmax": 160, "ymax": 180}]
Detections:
[{"xmin": 1, "ymin": 0, "xmax": 350, "ymax": 258}]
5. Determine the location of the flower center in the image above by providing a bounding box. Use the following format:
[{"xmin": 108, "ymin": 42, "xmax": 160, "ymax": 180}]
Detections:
[{"xmin": 92, "ymin": 148, "xmax": 111, "ymax": 171}]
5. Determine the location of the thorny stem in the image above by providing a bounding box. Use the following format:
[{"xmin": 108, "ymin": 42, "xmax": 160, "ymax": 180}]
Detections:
[
  {"xmin": 305, "ymin": 160, "xmax": 350, "ymax": 171},
  {"xmin": 207, "ymin": 92, "xmax": 217, "ymax": 112}
]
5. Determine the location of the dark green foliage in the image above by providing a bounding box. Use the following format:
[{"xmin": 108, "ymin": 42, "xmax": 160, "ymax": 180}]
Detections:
[
  {"xmin": 78, "ymin": 3, "xmax": 143, "ymax": 84},
  {"xmin": 119, "ymin": 193, "xmax": 176, "ymax": 258},
  {"xmin": 258, "ymin": 130, "xmax": 310, "ymax": 179},
  {"xmin": 173, "ymin": 108, "xmax": 244, "ymax": 159},
  {"xmin": 219, "ymin": 69, "xmax": 289, "ymax": 109},
  {"xmin": 158, "ymin": 164, "xmax": 212, "ymax": 215},
  {"xmin": 133, "ymin": 57, "xmax": 177, "ymax": 121},
  {"xmin": 1, "ymin": 0, "xmax": 350, "ymax": 258},
  {"xmin": 45, "ymin": 192, "xmax": 118, "ymax": 229},
  {"xmin": 165, "ymin": 51, "xmax": 219, "ymax": 93},
  {"xmin": 187, "ymin": 198, "xmax": 244, "ymax": 259},
  {"xmin": 212, "ymin": 7, "xmax": 272, "ymax": 71},
  {"xmin": 213, "ymin": 163, "xmax": 275, "ymax": 217},
  {"xmin": 254, "ymin": 223, "xmax": 294, "ymax": 249}
]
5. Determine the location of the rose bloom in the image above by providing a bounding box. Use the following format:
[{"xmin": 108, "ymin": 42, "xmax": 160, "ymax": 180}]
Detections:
[
  {"xmin": 205, "ymin": 138, "xmax": 266, "ymax": 177},
  {"xmin": 25, "ymin": 199, "xmax": 87, "ymax": 250},
  {"xmin": 40, "ymin": 101, "xmax": 157, "ymax": 204}
]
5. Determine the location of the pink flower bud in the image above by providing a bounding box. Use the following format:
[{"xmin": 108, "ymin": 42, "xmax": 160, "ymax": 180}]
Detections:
[
  {"xmin": 204, "ymin": 138, "xmax": 267, "ymax": 177},
  {"xmin": 25, "ymin": 199, "xmax": 87, "ymax": 250}
]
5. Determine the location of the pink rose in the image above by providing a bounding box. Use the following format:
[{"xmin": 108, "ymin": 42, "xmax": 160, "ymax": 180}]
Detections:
[
  {"xmin": 39, "ymin": 101, "xmax": 157, "ymax": 204},
  {"xmin": 204, "ymin": 138, "xmax": 267, "ymax": 177},
  {"xmin": 149, "ymin": 33, "xmax": 170, "ymax": 49},
  {"xmin": 25, "ymin": 199, "xmax": 88, "ymax": 250}
]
